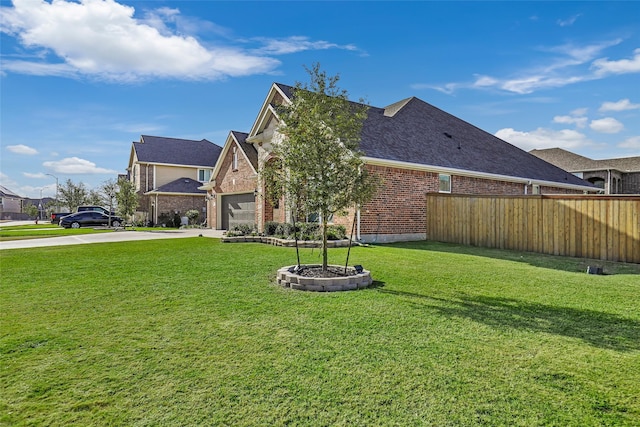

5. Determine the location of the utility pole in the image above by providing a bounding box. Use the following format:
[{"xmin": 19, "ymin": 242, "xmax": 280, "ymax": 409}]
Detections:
[{"xmin": 46, "ymin": 173, "xmax": 59, "ymax": 212}]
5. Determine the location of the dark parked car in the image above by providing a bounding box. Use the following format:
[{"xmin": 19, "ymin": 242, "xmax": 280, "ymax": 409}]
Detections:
[{"xmin": 59, "ymin": 211, "xmax": 123, "ymax": 229}]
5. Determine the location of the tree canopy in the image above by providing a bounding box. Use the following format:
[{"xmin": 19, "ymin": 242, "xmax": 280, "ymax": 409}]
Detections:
[{"xmin": 263, "ymin": 64, "xmax": 378, "ymax": 272}]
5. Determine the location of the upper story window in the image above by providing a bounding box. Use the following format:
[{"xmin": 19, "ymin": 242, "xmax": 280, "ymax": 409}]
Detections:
[
  {"xmin": 198, "ymin": 169, "xmax": 212, "ymax": 182},
  {"xmin": 232, "ymin": 146, "xmax": 238, "ymax": 171},
  {"xmin": 439, "ymin": 174, "xmax": 451, "ymax": 193}
]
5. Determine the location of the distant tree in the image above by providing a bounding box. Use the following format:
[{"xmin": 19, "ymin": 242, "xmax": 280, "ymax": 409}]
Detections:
[
  {"xmin": 186, "ymin": 209, "xmax": 200, "ymax": 225},
  {"xmin": 87, "ymin": 189, "xmax": 103, "ymax": 206},
  {"xmin": 24, "ymin": 204, "xmax": 39, "ymax": 220},
  {"xmin": 264, "ymin": 64, "xmax": 378, "ymax": 273},
  {"xmin": 100, "ymin": 179, "xmax": 119, "ymax": 226},
  {"xmin": 57, "ymin": 179, "xmax": 88, "ymax": 212},
  {"xmin": 116, "ymin": 178, "xmax": 138, "ymax": 222}
]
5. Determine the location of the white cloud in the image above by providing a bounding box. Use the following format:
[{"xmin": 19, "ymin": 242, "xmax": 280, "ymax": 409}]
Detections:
[
  {"xmin": 617, "ymin": 136, "xmax": 640, "ymax": 149},
  {"xmin": 592, "ymin": 48, "xmax": 640, "ymax": 76},
  {"xmin": 557, "ymin": 14, "xmax": 581, "ymax": 27},
  {"xmin": 418, "ymin": 39, "xmax": 638, "ymax": 95},
  {"xmin": 254, "ymin": 36, "xmax": 357, "ymax": 55},
  {"xmin": 23, "ymin": 172, "xmax": 47, "ymax": 178},
  {"xmin": 43, "ymin": 157, "xmax": 118, "ymax": 174},
  {"xmin": 599, "ymin": 98, "xmax": 640, "ymax": 112},
  {"xmin": 0, "ymin": 0, "xmax": 358, "ymax": 82},
  {"xmin": 589, "ymin": 117, "xmax": 624, "ymax": 133},
  {"xmin": 0, "ymin": 0, "xmax": 278, "ymax": 81},
  {"xmin": 495, "ymin": 127, "xmax": 594, "ymax": 151},
  {"xmin": 6, "ymin": 144, "xmax": 39, "ymax": 155},
  {"xmin": 553, "ymin": 115, "xmax": 588, "ymax": 128}
]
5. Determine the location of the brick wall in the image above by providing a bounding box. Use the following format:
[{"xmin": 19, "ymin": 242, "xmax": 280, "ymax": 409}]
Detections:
[
  {"xmin": 209, "ymin": 142, "xmax": 258, "ymax": 229},
  {"xmin": 356, "ymin": 165, "xmax": 584, "ymax": 238}
]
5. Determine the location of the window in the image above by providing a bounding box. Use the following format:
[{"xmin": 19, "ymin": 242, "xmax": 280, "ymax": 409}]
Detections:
[
  {"xmin": 439, "ymin": 174, "xmax": 451, "ymax": 193},
  {"xmin": 198, "ymin": 169, "xmax": 212, "ymax": 182},
  {"xmin": 232, "ymin": 146, "xmax": 238, "ymax": 171},
  {"xmin": 532, "ymin": 184, "xmax": 540, "ymax": 195}
]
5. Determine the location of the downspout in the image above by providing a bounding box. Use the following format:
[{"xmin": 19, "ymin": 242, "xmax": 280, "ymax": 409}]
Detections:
[
  {"xmin": 607, "ymin": 169, "xmax": 611, "ymax": 194},
  {"xmin": 356, "ymin": 208, "xmax": 361, "ymax": 241}
]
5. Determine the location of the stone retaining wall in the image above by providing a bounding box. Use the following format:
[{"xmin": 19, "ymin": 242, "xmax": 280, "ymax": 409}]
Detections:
[
  {"xmin": 222, "ymin": 236, "xmax": 358, "ymax": 248},
  {"xmin": 277, "ymin": 265, "xmax": 372, "ymax": 292}
]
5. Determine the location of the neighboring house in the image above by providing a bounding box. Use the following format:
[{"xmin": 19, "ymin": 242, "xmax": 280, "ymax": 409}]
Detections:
[
  {"xmin": 0, "ymin": 185, "xmax": 23, "ymax": 220},
  {"xmin": 530, "ymin": 148, "xmax": 640, "ymax": 195},
  {"xmin": 202, "ymin": 83, "xmax": 597, "ymax": 242},
  {"xmin": 127, "ymin": 135, "xmax": 223, "ymax": 225}
]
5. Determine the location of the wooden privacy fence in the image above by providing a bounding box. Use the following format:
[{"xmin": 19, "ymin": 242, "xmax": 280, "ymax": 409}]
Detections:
[{"xmin": 426, "ymin": 194, "xmax": 640, "ymax": 263}]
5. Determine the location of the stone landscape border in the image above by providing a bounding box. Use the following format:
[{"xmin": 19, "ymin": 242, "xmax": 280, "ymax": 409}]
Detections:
[
  {"xmin": 277, "ymin": 265, "xmax": 373, "ymax": 292},
  {"xmin": 222, "ymin": 236, "xmax": 357, "ymax": 248}
]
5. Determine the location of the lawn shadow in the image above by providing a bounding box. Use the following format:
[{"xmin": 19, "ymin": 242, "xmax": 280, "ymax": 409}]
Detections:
[
  {"xmin": 379, "ymin": 241, "xmax": 640, "ymax": 275},
  {"xmin": 379, "ymin": 289, "xmax": 640, "ymax": 352}
]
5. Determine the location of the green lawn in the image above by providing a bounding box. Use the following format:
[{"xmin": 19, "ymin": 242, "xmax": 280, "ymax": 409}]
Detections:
[
  {"xmin": 0, "ymin": 225, "xmax": 113, "ymax": 241},
  {"xmin": 1, "ymin": 239, "xmax": 639, "ymax": 426}
]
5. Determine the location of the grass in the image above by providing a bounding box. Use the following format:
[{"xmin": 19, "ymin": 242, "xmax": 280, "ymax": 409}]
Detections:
[
  {"xmin": 1, "ymin": 239, "xmax": 639, "ymax": 426},
  {"xmin": 0, "ymin": 224, "xmax": 114, "ymax": 241},
  {"xmin": 0, "ymin": 224, "xmax": 188, "ymax": 241}
]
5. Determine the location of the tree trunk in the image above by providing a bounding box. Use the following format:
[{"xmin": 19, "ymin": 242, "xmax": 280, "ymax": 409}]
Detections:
[{"xmin": 322, "ymin": 216, "xmax": 328, "ymax": 272}]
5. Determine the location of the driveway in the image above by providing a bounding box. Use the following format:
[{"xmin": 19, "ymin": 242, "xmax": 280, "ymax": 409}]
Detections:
[{"xmin": 0, "ymin": 222, "xmax": 225, "ymax": 250}]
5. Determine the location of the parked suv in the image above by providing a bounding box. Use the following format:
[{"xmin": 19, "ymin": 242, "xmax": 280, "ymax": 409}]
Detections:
[
  {"xmin": 77, "ymin": 206, "xmax": 116, "ymax": 216},
  {"xmin": 59, "ymin": 211, "xmax": 123, "ymax": 228}
]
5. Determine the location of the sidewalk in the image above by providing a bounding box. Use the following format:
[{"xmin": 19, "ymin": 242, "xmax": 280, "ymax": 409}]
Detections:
[{"xmin": 0, "ymin": 226, "xmax": 226, "ymax": 250}]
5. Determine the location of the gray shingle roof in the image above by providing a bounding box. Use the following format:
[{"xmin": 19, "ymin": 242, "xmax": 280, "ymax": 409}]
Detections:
[
  {"xmin": 531, "ymin": 148, "xmax": 640, "ymax": 173},
  {"xmin": 0, "ymin": 185, "xmax": 22, "ymax": 198},
  {"xmin": 151, "ymin": 177, "xmax": 206, "ymax": 194},
  {"xmin": 274, "ymin": 83, "xmax": 590, "ymax": 187},
  {"xmin": 231, "ymin": 131, "xmax": 258, "ymax": 171},
  {"xmin": 135, "ymin": 135, "xmax": 222, "ymax": 167}
]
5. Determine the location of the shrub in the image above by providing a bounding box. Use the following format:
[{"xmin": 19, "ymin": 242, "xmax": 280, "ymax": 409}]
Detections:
[
  {"xmin": 186, "ymin": 209, "xmax": 200, "ymax": 225},
  {"xmin": 326, "ymin": 224, "xmax": 347, "ymax": 240},
  {"xmin": 229, "ymin": 223, "xmax": 257, "ymax": 236},
  {"xmin": 299, "ymin": 222, "xmax": 320, "ymax": 240},
  {"xmin": 275, "ymin": 222, "xmax": 296, "ymax": 238},
  {"xmin": 264, "ymin": 221, "xmax": 279, "ymax": 236}
]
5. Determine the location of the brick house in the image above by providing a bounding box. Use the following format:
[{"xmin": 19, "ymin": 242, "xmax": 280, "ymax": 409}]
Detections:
[
  {"xmin": 127, "ymin": 135, "xmax": 222, "ymax": 225},
  {"xmin": 530, "ymin": 148, "xmax": 640, "ymax": 195},
  {"xmin": 202, "ymin": 83, "xmax": 597, "ymax": 242}
]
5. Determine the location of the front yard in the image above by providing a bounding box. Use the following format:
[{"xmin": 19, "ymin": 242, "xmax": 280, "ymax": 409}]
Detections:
[{"xmin": 1, "ymin": 239, "xmax": 638, "ymax": 425}]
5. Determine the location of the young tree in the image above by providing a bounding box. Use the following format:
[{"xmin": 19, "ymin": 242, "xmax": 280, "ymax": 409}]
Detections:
[
  {"xmin": 265, "ymin": 64, "xmax": 378, "ymax": 273},
  {"xmin": 115, "ymin": 178, "xmax": 138, "ymax": 223},
  {"xmin": 57, "ymin": 179, "xmax": 88, "ymax": 212},
  {"xmin": 87, "ymin": 189, "xmax": 104, "ymax": 206},
  {"xmin": 101, "ymin": 179, "xmax": 118, "ymax": 227},
  {"xmin": 24, "ymin": 204, "xmax": 39, "ymax": 220}
]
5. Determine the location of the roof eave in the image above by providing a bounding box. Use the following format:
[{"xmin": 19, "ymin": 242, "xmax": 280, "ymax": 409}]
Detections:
[{"xmin": 363, "ymin": 157, "xmax": 598, "ymax": 193}]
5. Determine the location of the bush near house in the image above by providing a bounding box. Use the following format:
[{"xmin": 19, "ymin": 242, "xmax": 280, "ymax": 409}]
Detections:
[{"xmin": 233, "ymin": 221, "xmax": 347, "ymax": 240}]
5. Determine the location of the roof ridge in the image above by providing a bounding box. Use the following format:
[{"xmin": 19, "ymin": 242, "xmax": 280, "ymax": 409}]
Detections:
[{"xmin": 383, "ymin": 97, "xmax": 416, "ymax": 117}]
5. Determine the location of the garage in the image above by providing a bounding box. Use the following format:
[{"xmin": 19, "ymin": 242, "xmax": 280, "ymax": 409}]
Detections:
[{"xmin": 221, "ymin": 193, "xmax": 255, "ymax": 230}]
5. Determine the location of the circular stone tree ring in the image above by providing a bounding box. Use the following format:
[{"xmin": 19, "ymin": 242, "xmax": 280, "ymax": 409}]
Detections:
[{"xmin": 276, "ymin": 265, "xmax": 372, "ymax": 291}]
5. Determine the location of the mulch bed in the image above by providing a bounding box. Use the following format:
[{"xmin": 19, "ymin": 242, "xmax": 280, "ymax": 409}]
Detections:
[{"xmin": 294, "ymin": 265, "xmax": 356, "ymax": 278}]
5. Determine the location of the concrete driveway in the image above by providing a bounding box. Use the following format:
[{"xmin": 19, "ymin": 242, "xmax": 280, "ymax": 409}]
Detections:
[{"xmin": 0, "ymin": 221, "xmax": 225, "ymax": 250}]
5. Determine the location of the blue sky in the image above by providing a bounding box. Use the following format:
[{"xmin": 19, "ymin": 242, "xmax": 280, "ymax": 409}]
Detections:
[{"xmin": 1, "ymin": 0, "xmax": 639, "ymax": 199}]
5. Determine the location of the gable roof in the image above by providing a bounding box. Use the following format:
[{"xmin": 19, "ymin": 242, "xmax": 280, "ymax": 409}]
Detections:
[
  {"xmin": 0, "ymin": 185, "xmax": 22, "ymax": 198},
  {"xmin": 146, "ymin": 177, "xmax": 206, "ymax": 195},
  {"xmin": 133, "ymin": 135, "xmax": 222, "ymax": 167},
  {"xmin": 231, "ymin": 131, "xmax": 258, "ymax": 171},
  {"xmin": 266, "ymin": 84, "xmax": 592, "ymax": 189},
  {"xmin": 530, "ymin": 148, "xmax": 640, "ymax": 173}
]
